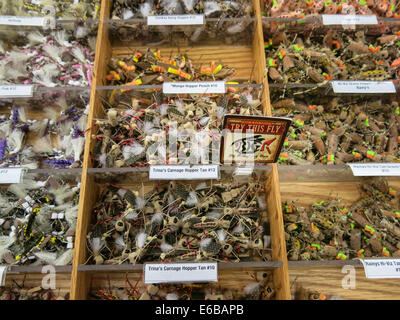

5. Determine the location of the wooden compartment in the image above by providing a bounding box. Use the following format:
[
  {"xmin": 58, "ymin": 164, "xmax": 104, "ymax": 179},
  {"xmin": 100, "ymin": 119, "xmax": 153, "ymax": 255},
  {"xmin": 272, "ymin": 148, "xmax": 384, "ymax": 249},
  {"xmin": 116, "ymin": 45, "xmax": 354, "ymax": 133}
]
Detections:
[
  {"xmin": 106, "ymin": 17, "xmax": 257, "ymax": 48},
  {"xmin": 262, "ymin": 16, "xmax": 400, "ymax": 85},
  {"xmin": 270, "ymin": 88, "xmax": 400, "ymax": 166},
  {"xmin": 2, "ymin": 270, "xmax": 71, "ymax": 300},
  {"xmin": 279, "ymin": 166, "xmax": 400, "ymax": 299},
  {"xmin": 0, "ymin": 1, "xmax": 101, "ymax": 20},
  {"xmin": 86, "ymin": 268, "xmax": 276, "ymax": 300},
  {"xmin": 289, "ymin": 266, "xmax": 400, "ymax": 300},
  {"xmin": 92, "ymin": 0, "xmax": 268, "ymax": 91},
  {"xmin": 0, "ymin": 23, "xmax": 97, "ymax": 88},
  {"xmin": 0, "ymin": 171, "xmax": 80, "ymax": 300},
  {"xmin": 71, "ymin": 168, "xmax": 288, "ymax": 299},
  {"xmin": 0, "ymin": 89, "xmax": 90, "ymax": 169},
  {"xmin": 105, "ymin": 0, "xmax": 255, "ymax": 49},
  {"xmin": 70, "ymin": 0, "xmax": 290, "ymax": 300},
  {"xmin": 0, "ymin": 171, "xmax": 81, "ymax": 266},
  {"xmin": 88, "ymin": 84, "xmax": 265, "ymax": 169},
  {"xmin": 261, "ymin": 13, "xmax": 400, "ymax": 299}
]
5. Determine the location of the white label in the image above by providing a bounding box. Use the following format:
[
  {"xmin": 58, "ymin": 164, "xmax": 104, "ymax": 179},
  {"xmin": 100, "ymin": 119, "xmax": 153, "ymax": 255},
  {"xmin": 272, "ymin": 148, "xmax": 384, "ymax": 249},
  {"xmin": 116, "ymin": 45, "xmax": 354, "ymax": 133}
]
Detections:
[
  {"xmin": 149, "ymin": 165, "xmax": 219, "ymax": 180},
  {"xmin": 67, "ymin": 242, "xmax": 74, "ymax": 249},
  {"xmin": 144, "ymin": 262, "xmax": 218, "ymax": 284},
  {"xmin": 25, "ymin": 196, "xmax": 34, "ymax": 204},
  {"xmin": 0, "ymin": 16, "xmax": 46, "ymax": 26},
  {"xmin": 322, "ymin": 14, "xmax": 377, "ymax": 25},
  {"xmin": 332, "ymin": 81, "xmax": 396, "ymax": 94},
  {"xmin": 51, "ymin": 213, "xmax": 64, "ymax": 220},
  {"xmin": 0, "ymin": 168, "xmax": 23, "ymax": 184},
  {"xmin": 0, "ymin": 266, "xmax": 7, "ymax": 286},
  {"xmin": 348, "ymin": 163, "xmax": 400, "ymax": 176},
  {"xmin": 163, "ymin": 81, "xmax": 225, "ymax": 94},
  {"xmin": 0, "ymin": 85, "xmax": 33, "ymax": 98},
  {"xmin": 148, "ymin": 14, "xmax": 204, "ymax": 26},
  {"xmin": 359, "ymin": 259, "xmax": 400, "ymax": 279},
  {"xmin": 22, "ymin": 202, "xmax": 31, "ymax": 210},
  {"xmin": 233, "ymin": 167, "xmax": 254, "ymax": 176}
]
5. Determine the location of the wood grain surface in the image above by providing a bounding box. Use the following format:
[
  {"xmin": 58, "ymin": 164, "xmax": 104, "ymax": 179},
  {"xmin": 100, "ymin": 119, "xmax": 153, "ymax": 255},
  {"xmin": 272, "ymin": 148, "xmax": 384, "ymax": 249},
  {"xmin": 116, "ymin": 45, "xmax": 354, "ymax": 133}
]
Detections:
[
  {"xmin": 4, "ymin": 272, "xmax": 71, "ymax": 299},
  {"xmin": 280, "ymin": 180, "xmax": 400, "ymax": 207},
  {"xmin": 88, "ymin": 269, "xmax": 276, "ymax": 300},
  {"xmin": 289, "ymin": 266, "xmax": 400, "ymax": 300},
  {"xmin": 113, "ymin": 46, "xmax": 256, "ymax": 82}
]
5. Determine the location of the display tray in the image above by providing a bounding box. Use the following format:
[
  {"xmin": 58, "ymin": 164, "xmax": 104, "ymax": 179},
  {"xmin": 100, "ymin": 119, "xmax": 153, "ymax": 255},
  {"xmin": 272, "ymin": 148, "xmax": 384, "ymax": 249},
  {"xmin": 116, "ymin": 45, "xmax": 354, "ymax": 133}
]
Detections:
[
  {"xmin": 88, "ymin": 85, "xmax": 265, "ymax": 169},
  {"xmin": 4, "ymin": 0, "xmax": 400, "ymax": 301},
  {"xmin": 263, "ymin": 17, "xmax": 400, "ymax": 84},
  {"xmin": 0, "ymin": 171, "xmax": 81, "ymax": 271},
  {"xmin": 261, "ymin": 0, "xmax": 400, "ymax": 19},
  {"xmin": 262, "ymin": 17, "xmax": 400, "ymax": 34},
  {"xmin": 71, "ymin": 166, "xmax": 289, "ymax": 299},
  {"xmin": 0, "ymin": 89, "xmax": 89, "ymax": 169},
  {"xmin": 87, "ymin": 269, "xmax": 276, "ymax": 300},
  {"xmin": 105, "ymin": 0, "xmax": 255, "ymax": 48},
  {"xmin": 278, "ymin": 163, "xmax": 400, "ymax": 300},
  {"xmin": 0, "ymin": 25, "xmax": 97, "ymax": 88},
  {"xmin": 1, "ymin": 272, "xmax": 71, "ymax": 300},
  {"xmin": 270, "ymin": 88, "xmax": 400, "ymax": 166},
  {"xmin": 289, "ymin": 266, "xmax": 400, "ymax": 300},
  {"xmin": 105, "ymin": 18, "xmax": 257, "ymax": 48},
  {"xmin": 280, "ymin": 170, "xmax": 400, "ymax": 261},
  {"xmin": 69, "ymin": 0, "xmax": 290, "ymax": 300},
  {"xmin": 71, "ymin": 174, "xmax": 289, "ymax": 300},
  {"xmin": 0, "ymin": 1, "xmax": 101, "ymax": 20}
]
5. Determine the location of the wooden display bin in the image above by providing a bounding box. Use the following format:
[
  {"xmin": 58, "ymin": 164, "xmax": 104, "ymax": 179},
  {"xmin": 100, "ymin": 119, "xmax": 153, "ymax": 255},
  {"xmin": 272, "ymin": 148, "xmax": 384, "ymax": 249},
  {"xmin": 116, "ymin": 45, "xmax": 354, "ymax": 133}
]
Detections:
[
  {"xmin": 0, "ymin": 171, "xmax": 80, "ymax": 300},
  {"xmin": 68, "ymin": 0, "xmax": 400, "ymax": 301},
  {"xmin": 279, "ymin": 166, "xmax": 400, "ymax": 300},
  {"xmin": 0, "ymin": 89, "xmax": 90, "ymax": 170},
  {"xmin": 259, "ymin": 0, "xmax": 400, "ymax": 300},
  {"xmin": 69, "ymin": 0, "xmax": 290, "ymax": 300},
  {"xmin": 86, "ymin": 268, "xmax": 276, "ymax": 300},
  {"xmin": 71, "ymin": 168, "xmax": 289, "ymax": 300},
  {"xmin": 2, "ymin": 270, "xmax": 71, "ymax": 300},
  {"xmin": 5, "ymin": 0, "xmax": 400, "ymax": 301}
]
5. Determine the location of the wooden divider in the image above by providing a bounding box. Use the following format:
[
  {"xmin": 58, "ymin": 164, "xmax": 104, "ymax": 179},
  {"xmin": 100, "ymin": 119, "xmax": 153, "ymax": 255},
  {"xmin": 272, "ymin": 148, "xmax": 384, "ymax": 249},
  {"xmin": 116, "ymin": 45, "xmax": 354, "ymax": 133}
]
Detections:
[
  {"xmin": 252, "ymin": 0, "xmax": 290, "ymax": 300},
  {"xmin": 70, "ymin": 0, "xmax": 112, "ymax": 300}
]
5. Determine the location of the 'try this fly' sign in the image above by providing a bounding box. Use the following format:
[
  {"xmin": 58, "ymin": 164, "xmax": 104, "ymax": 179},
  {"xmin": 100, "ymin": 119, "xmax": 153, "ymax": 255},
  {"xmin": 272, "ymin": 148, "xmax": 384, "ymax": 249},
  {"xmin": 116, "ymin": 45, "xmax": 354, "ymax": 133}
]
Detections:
[{"xmin": 220, "ymin": 115, "xmax": 291, "ymax": 164}]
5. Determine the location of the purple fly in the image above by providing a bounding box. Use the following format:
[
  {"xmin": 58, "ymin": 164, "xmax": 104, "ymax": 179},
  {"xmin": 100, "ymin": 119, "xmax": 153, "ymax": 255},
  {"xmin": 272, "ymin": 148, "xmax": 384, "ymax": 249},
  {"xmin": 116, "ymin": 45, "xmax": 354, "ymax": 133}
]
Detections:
[{"xmin": 0, "ymin": 138, "xmax": 7, "ymax": 161}]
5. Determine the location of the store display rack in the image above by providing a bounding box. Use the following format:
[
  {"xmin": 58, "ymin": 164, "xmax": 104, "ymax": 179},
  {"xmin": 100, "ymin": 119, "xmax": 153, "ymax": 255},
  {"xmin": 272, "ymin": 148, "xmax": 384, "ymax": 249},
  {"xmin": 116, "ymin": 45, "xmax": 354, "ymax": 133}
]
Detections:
[{"xmin": 1, "ymin": 0, "xmax": 400, "ymax": 300}]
